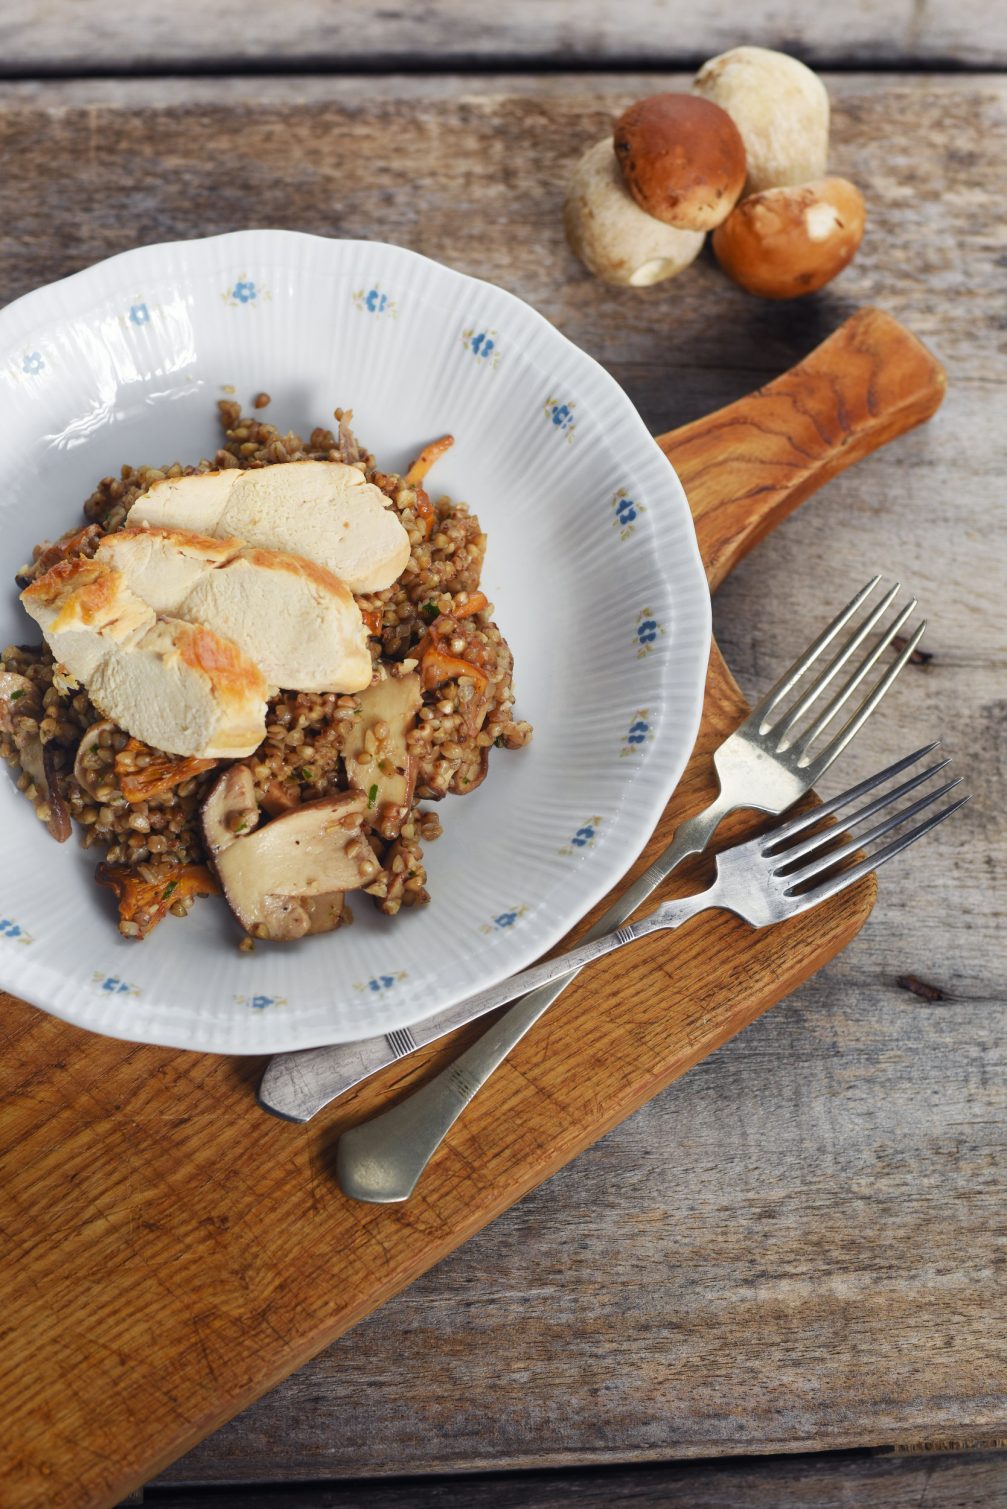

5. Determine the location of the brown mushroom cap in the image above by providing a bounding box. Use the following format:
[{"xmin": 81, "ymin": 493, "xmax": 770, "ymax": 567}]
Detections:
[
  {"xmin": 712, "ymin": 177, "xmax": 866, "ymax": 300},
  {"xmin": 614, "ymin": 93, "xmax": 746, "ymax": 231}
]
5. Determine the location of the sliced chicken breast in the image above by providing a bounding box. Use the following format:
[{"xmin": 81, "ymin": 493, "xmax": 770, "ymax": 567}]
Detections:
[
  {"xmin": 98, "ymin": 527, "xmax": 373, "ymax": 692},
  {"xmin": 127, "ymin": 460, "xmax": 411, "ymax": 593},
  {"xmin": 20, "ymin": 557, "xmax": 154, "ymax": 683},
  {"xmin": 97, "ymin": 526, "xmax": 237, "ymax": 612},
  {"xmin": 90, "ymin": 619, "xmax": 268, "ymax": 759},
  {"xmin": 21, "ymin": 558, "xmax": 268, "ymax": 758}
]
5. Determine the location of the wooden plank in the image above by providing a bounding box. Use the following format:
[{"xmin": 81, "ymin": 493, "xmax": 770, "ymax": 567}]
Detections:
[
  {"xmin": 144, "ymin": 1450, "xmax": 1007, "ymax": 1507},
  {"xmin": 119, "ymin": 73, "xmax": 1005, "ymax": 1483},
  {"xmin": 1, "ymin": 0, "xmax": 1005, "ymax": 72},
  {"xmin": 0, "ymin": 73, "xmax": 1000, "ymax": 1493}
]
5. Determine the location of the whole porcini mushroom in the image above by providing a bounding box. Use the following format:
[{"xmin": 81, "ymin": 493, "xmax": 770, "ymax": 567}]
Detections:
[
  {"xmin": 693, "ymin": 46, "xmax": 829, "ymax": 194},
  {"xmin": 712, "ymin": 177, "xmax": 866, "ymax": 299},
  {"xmin": 614, "ymin": 93, "xmax": 746, "ymax": 231},
  {"xmin": 564, "ymin": 138, "xmax": 705, "ymax": 287}
]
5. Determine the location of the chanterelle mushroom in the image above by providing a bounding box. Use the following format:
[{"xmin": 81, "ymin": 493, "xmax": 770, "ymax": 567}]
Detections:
[{"xmin": 211, "ymin": 790, "xmax": 382, "ymax": 941}]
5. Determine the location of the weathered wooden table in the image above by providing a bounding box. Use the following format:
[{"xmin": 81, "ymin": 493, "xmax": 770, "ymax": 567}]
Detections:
[{"xmin": 1, "ymin": 5, "xmax": 1004, "ymax": 1504}]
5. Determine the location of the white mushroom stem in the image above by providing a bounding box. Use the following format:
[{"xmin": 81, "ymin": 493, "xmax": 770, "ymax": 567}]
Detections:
[{"xmin": 564, "ymin": 139, "xmax": 706, "ymax": 288}]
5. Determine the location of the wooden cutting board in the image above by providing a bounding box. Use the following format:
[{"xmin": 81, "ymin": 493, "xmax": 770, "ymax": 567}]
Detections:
[{"xmin": 0, "ymin": 307, "xmax": 945, "ymax": 1509}]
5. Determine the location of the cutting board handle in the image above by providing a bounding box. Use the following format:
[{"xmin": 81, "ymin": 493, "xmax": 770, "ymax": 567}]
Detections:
[{"xmin": 657, "ymin": 307, "xmax": 946, "ymax": 590}]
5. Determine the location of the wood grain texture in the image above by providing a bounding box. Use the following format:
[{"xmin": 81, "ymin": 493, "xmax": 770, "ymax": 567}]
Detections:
[
  {"xmin": 1, "ymin": 293, "xmax": 948, "ymax": 1503},
  {"xmin": 143, "ymin": 72, "xmax": 1004, "ymax": 1487},
  {"xmin": 0, "ymin": 71, "xmax": 1001, "ymax": 1496},
  {"xmin": 659, "ymin": 307, "xmax": 946, "ymax": 590},
  {"xmin": 0, "ymin": 305, "xmax": 907, "ymax": 1500},
  {"xmin": 142, "ymin": 1449, "xmax": 1007, "ymax": 1507},
  {"xmin": 2, "ymin": 0, "xmax": 1006, "ymax": 71}
]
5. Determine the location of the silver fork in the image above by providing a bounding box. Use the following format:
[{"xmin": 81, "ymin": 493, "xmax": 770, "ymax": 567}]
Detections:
[
  {"xmin": 258, "ymin": 577, "xmax": 924, "ymax": 1124},
  {"xmin": 337, "ymin": 745, "xmax": 968, "ymax": 1202}
]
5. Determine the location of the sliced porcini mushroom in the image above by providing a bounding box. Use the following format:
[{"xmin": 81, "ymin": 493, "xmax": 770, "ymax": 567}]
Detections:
[
  {"xmin": 73, "ymin": 720, "xmax": 116, "ymax": 800},
  {"xmin": 201, "ymin": 764, "xmax": 261, "ymax": 858},
  {"xmin": 614, "ymin": 93, "xmax": 746, "ymax": 231},
  {"xmin": 0, "ymin": 672, "xmax": 69, "ymax": 841},
  {"xmin": 0, "ymin": 672, "xmax": 39, "ymax": 733},
  {"xmin": 213, "ymin": 791, "xmax": 380, "ymax": 941},
  {"xmin": 451, "ymin": 743, "xmax": 490, "ymax": 796},
  {"xmin": 564, "ymin": 138, "xmax": 706, "ymax": 288},
  {"xmin": 693, "ymin": 46, "xmax": 830, "ymax": 194},
  {"xmin": 41, "ymin": 742, "xmax": 72, "ymax": 842},
  {"xmin": 341, "ymin": 671, "xmax": 422, "ymax": 839},
  {"xmin": 712, "ymin": 177, "xmax": 865, "ymax": 299}
]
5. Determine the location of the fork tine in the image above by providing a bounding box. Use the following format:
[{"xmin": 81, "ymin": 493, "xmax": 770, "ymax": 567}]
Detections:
[
  {"xmin": 781, "ymin": 776, "xmax": 962, "ymax": 887},
  {"xmin": 748, "ymin": 576, "xmax": 882, "ymax": 726},
  {"xmin": 794, "ymin": 795, "xmax": 970, "ymax": 906},
  {"xmin": 781, "ymin": 596, "xmax": 916, "ymax": 752},
  {"xmin": 773, "ymin": 758, "xmax": 953, "ymax": 866},
  {"xmin": 768, "ymin": 582, "xmax": 903, "ymax": 743},
  {"xmin": 804, "ymin": 620, "xmax": 927, "ymax": 776},
  {"xmin": 765, "ymin": 741, "xmax": 941, "ymax": 847}
]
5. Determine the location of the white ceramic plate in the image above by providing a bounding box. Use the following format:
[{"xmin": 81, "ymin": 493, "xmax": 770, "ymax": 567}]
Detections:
[{"xmin": 0, "ymin": 230, "xmax": 710, "ymax": 1052}]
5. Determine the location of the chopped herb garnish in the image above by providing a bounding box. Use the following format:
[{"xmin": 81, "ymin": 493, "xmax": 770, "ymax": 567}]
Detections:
[
  {"xmin": 298, "ymin": 766, "xmax": 314, "ymax": 782},
  {"xmin": 234, "ymin": 819, "xmax": 248, "ymax": 834},
  {"xmin": 367, "ymin": 783, "xmax": 378, "ymax": 809},
  {"xmin": 9, "ymin": 689, "xmax": 25, "ymax": 702},
  {"xmin": 162, "ymin": 881, "xmax": 178, "ymax": 900},
  {"xmin": 420, "ymin": 601, "xmax": 438, "ymax": 621}
]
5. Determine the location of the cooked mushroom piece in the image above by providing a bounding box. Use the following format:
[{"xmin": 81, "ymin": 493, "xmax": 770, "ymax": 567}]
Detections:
[
  {"xmin": 72, "ymin": 719, "xmax": 116, "ymax": 800},
  {"xmin": 341, "ymin": 672, "xmax": 422, "ymax": 839},
  {"xmin": 201, "ymin": 764, "xmax": 261, "ymax": 857},
  {"xmin": 0, "ymin": 672, "xmax": 70, "ymax": 841},
  {"xmin": 213, "ymin": 791, "xmax": 380, "ymax": 941},
  {"xmin": 0, "ymin": 671, "xmax": 37, "ymax": 727},
  {"xmin": 41, "ymin": 742, "xmax": 72, "ymax": 842}
]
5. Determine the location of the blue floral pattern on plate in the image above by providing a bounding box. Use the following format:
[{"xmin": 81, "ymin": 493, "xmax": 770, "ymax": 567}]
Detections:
[
  {"xmin": 353, "ymin": 284, "xmax": 398, "ymax": 318},
  {"xmin": 128, "ymin": 301, "xmax": 151, "ymax": 326},
  {"xmin": 222, "ymin": 275, "xmax": 270, "ymax": 309},
  {"xmin": 461, "ymin": 327, "xmax": 501, "ymax": 368},
  {"xmin": 558, "ymin": 816, "xmax": 603, "ymax": 857},
  {"xmin": 480, "ymin": 905, "xmax": 528, "ymax": 935},
  {"xmin": 0, "ymin": 917, "xmax": 33, "ymax": 945},
  {"xmin": 353, "ymin": 970, "xmax": 408, "ymax": 994},
  {"xmin": 611, "ymin": 488, "xmax": 645, "ymax": 541},
  {"xmin": 635, "ymin": 608, "xmax": 665, "ymax": 657},
  {"xmin": 620, "ymin": 709, "xmax": 653, "ymax": 757},
  {"xmin": 92, "ymin": 970, "xmax": 141, "ymax": 998},
  {"xmin": 543, "ymin": 396, "xmax": 576, "ymax": 441},
  {"xmin": 234, "ymin": 993, "xmax": 287, "ymax": 1010},
  {"xmin": 21, "ymin": 351, "xmax": 44, "ymax": 376}
]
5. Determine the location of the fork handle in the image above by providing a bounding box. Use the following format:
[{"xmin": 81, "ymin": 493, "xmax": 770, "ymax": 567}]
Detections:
[
  {"xmin": 659, "ymin": 307, "xmax": 946, "ymax": 591},
  {"xmin": 336, "ymin": 892, "xmax": 711, "ymax": 1203},
  {"xmin": 260, "ymin": 790, "xmax": 735, "ymax": 1123}
]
